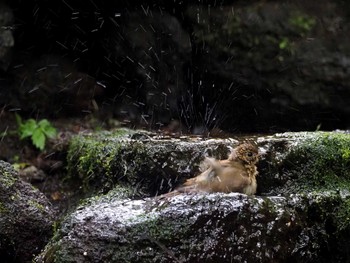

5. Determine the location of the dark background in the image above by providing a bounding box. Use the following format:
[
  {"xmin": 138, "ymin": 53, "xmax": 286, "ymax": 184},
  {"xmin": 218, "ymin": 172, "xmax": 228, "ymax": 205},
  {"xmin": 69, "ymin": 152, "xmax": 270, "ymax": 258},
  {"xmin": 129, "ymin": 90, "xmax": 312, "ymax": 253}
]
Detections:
[{"xmin": 1, "ymin": 0, "xmax": 350, "ymax": 134}]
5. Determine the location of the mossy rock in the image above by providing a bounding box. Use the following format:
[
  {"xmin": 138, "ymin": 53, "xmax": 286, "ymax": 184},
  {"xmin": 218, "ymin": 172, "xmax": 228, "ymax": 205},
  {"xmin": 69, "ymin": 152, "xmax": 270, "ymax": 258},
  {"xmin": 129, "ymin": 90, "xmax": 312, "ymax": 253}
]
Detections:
[
  {"xmin": 41, "ymin": 130, "xmax": 350, "ymax": 262},
  {"xmin": 66, "ymin": 128, "xmax": 237, "ymax": 197},
  {"xmin": 37, "ymin": 190, "xmax": 350, "ymax": 263},
  {"xmin": 0, "ymin": 160, "xmax": 56, "ymax": 262},
  {"xmin": 258, "ymin": 131, "xmax": 350, "ymax": 195}
]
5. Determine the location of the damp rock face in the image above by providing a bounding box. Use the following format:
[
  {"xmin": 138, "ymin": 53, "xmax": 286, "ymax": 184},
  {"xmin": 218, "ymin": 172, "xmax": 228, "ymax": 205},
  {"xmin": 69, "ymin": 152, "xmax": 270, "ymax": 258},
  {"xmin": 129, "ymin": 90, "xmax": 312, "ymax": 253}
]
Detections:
[
  {"xmin": 67, "ymin": 128, "xmax": 238, "ymax": 196},
  {"xmin": 38, "ymin": 130, "xmax": 350, "ymax": 262},
  {"xmin": 257, "ymin": 131, "xmax": 350, "ymax": 196},
  {"xmin": 37, "ymin": 191, "xmax": 345, "ymax": 263},
  {"xmin": 0, "ymin": 161, "xmax": 56, "ymax": 262}
]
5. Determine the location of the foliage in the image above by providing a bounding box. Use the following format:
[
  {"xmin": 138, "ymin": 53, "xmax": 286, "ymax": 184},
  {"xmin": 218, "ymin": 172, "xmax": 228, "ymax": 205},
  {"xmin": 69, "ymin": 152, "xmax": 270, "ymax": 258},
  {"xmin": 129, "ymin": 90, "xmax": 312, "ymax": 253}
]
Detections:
[
  {"xmin": 279, "ymin": 37, "xmax": 291, "ymax": 50},
  {"xmin": 15, "ymin": 114, "xmax": 57, "ymax": 151},
  {"xmin": 289, "ymin": 13, "xmax": 316, "ymax": 35}
]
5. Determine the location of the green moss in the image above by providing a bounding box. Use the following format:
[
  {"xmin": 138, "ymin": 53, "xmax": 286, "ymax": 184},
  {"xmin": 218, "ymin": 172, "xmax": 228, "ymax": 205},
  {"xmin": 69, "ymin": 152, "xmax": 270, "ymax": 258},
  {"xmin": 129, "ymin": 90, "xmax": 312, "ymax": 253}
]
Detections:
[
  {"xmin": 138, "ymin": 214, "xmax": 189, "ymax": 242},
  {"xmin": 283, "ymin": 132, "xmax": 350, "ymax": 192},
  {"xmin": 109, "ymin": 210, "xmax": 191, "ymax": 262},
  {"xmin": 27, "ymin": 199, "xmax": 45, "ymax": 212},
  {"xmin": 66, "ymin": 128, "xmax": 140, "ymax": 194},
  {"xmin": 341, "ymin": 147, "xmax": 350, "ymax": 163},
  {"xmin": 0, "ymin": 202, "xmax": 8, "ymax": 213},
  {"xmin": 0, "ymin": 169, "xmax": 17, "ymax": 189},
  {"xmin": 333, "ymin": 197, "xmax": 350, "ymax": 232}
]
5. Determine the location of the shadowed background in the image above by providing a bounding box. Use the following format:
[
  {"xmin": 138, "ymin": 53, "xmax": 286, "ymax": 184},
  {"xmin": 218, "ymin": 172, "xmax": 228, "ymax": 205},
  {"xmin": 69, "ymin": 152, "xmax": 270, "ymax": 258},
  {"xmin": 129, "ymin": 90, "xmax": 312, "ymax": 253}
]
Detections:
[{"xmin": 1, "ymin": 0, "xmax": 350, "ymax": 133}]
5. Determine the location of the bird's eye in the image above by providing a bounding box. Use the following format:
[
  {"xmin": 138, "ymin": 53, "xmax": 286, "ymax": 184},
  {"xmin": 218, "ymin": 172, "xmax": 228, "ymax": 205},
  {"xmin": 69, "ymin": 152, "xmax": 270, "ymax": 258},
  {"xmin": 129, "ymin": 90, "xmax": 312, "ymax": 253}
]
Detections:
[{"xmin": 247, "ymin": 152, "xmax": 253, "ymax": 157}]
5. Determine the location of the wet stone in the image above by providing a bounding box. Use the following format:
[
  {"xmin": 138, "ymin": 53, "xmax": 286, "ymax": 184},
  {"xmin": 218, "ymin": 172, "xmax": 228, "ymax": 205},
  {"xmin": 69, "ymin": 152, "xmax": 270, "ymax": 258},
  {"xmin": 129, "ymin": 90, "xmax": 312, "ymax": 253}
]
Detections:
[{"xmin": 37, "ymin": 130, "xmax": 350, "ymax": 262}]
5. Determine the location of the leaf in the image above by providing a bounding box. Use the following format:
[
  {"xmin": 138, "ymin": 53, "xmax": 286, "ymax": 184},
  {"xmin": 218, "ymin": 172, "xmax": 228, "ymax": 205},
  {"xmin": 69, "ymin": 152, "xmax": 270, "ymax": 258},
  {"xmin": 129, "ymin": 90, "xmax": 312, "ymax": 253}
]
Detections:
[
  {"xmin": 16, "ymin": 116, "xmax": 56, "ymax": 150},
  {"xmin": 38, "ymin": 119, "xmax": 50, "ymax": 129},
  {"xmin": 38, "ymin": 119, "xmax": 57, "ymax": 138},
  {"xmin": 19, "ymin": 119, "xmax": 37, "ymax": 139},
  {"xmin": 32, "ymin": 128, "xmax": 46, "ymax": 151},
  {"xmin": 39, "ymin": 119, "xmax": 57, "ymax": 138},
  {"xmin": 43, "ymin": 126, "xmax": 57, "ymax": 138}
]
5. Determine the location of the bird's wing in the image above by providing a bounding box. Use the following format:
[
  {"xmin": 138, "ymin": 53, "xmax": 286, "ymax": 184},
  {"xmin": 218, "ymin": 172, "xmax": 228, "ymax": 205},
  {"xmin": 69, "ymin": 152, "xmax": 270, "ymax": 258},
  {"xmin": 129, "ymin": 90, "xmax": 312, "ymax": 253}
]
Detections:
[{"xmin": 182, "ymin": 166, "xmax": 213, "ymax": 186}]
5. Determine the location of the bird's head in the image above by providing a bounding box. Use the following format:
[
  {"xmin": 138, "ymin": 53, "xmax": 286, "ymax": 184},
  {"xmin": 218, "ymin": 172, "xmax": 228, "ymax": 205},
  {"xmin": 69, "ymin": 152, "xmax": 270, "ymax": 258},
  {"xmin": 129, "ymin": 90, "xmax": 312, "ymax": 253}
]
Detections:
[{"xmin": 229, "ymin": 143, "xmax": 259, "ymax": 165}]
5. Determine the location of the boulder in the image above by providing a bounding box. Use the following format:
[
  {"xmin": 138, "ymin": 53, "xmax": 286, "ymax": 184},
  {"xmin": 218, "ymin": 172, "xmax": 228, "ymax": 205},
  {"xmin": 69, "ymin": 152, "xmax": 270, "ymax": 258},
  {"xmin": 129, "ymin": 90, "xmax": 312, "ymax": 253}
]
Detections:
[
  {"xmin": 67, "ymin": 128, "xmax": 238, "ymax": 196},
  {"xmin": 0, "ymin": 161, "xmax": 56, "ymax": 262},
  {"xmin": 37, "ymin": 191, "xmax": 346, "ymax": 263},
  {"xmin": 37, "ymin": 130, "xmax": 350, "ymax": 262}
]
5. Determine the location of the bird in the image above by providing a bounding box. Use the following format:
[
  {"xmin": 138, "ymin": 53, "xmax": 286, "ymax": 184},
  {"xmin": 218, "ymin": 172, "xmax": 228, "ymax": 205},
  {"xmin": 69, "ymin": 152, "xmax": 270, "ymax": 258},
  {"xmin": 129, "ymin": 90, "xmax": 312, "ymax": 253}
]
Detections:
[{"xmin": 161, "ymin": 143, "xmax": 260, "ymax": 198}]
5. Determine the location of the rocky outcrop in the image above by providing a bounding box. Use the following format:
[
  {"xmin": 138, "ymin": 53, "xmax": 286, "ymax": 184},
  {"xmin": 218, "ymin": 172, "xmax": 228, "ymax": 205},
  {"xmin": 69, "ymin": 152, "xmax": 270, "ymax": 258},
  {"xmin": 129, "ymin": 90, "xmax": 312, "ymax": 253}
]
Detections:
[
  {"xmin": 67, "ymin": 129, "xmax": 238, "ymax": 196},
  {"xmin": 37, "ymin": 191, "xmax": 346, "ymax": 263},
  {"xmin": 36, "ymin": 129, "xmax": 350, "ymax": 262},
  {"xmin": 0, "ymin": 161, "xmax": 56, "ymax": 262}
]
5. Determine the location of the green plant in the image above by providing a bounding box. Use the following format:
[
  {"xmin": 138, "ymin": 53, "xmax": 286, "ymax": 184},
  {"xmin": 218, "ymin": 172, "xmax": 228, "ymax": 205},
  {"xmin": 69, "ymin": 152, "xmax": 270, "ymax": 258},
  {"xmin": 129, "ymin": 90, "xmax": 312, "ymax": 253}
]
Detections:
[
  {"xmin": 15, "ymin": 114, "xmax": 57, "ymax": 151},
  {"xmin": 289, "ymin": 13, "xmax": 316, "ymax": 35},
  {"xmin": 279, "ymin": 37, "xmax": 290, "ymax": 50}
]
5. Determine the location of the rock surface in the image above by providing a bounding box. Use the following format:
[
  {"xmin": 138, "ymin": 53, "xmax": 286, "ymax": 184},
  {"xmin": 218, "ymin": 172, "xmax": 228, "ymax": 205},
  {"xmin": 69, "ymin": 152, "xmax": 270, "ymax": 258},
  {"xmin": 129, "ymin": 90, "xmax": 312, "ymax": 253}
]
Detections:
[
  {"xmin": 0, "ymin": 160, "xmax": 56, "ymax": 262},
  {"xmin": 37, "ymin": 130, "xmax": 350, "ymax": 262},
  {"xmin": 37, "ymin": 191, "xmax": 346, "ymax": 263},
  {"xmin": 67, "ymin": 129, "xmax": 239, "ymax": 196}
]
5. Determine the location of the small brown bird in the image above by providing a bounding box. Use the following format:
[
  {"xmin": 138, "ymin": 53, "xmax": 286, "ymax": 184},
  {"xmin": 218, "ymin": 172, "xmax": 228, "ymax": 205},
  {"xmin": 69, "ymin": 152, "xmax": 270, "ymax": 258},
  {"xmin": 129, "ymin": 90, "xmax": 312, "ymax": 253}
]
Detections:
[{"xmin": 164, "ymin": 143, "xmax": 260, "ymax": 197}]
